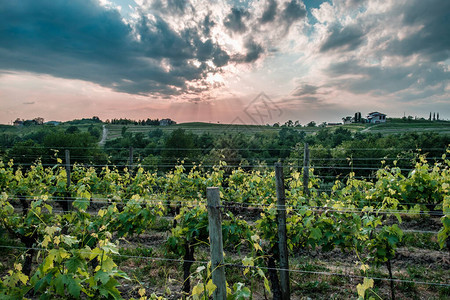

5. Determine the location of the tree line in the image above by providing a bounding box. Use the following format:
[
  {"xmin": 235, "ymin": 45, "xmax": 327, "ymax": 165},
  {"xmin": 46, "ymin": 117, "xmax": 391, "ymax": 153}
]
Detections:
[
  {"xmin": 1, "ymin": 123, "xmax": 449, "ymax": 180},
  {"xmin": 106, "ymin": 118, "xmax": 176, "ymax": 126}
]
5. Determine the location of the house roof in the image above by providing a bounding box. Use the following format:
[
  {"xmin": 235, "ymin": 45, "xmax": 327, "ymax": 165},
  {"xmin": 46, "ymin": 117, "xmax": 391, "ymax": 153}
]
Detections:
[{"xmin": 367, "ymin": 111, "xmax": 386, "ymax": 116}]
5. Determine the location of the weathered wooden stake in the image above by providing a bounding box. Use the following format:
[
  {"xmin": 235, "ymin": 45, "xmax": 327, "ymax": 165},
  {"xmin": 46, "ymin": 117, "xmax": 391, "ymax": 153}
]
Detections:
[
  {"xmin": 65, "ymin": 150, "xmax": 71, "ymax": 188},
  {"xmin": 206, "ymin": 187, "xmax": 226, "ymax": 300},
  {"xmin": 303, "ymin": 143, "xmax": 310, "ymax": 197},
  {"xmin": 128, "ymin": 146, "xmax": 134, "ymax": 170},
  {"xmin": 275, "ymin": 162, "xmax": 290, "ymax": 300},
  {"xmin": 65, "ymin": 149, "xmax": 72, "ymax": 211}
]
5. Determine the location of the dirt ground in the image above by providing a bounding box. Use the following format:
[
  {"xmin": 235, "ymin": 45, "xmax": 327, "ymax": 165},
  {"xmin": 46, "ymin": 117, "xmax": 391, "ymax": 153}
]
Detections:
[{"xmin": 1, "ymin": 214, "xmax": 448, "ymax": 299}]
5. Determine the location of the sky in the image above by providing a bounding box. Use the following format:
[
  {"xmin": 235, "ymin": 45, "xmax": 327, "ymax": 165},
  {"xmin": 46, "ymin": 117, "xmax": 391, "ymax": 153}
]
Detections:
[{"xmin": 0, "ymin": 0, "xmax": 449, "ymax": 125}]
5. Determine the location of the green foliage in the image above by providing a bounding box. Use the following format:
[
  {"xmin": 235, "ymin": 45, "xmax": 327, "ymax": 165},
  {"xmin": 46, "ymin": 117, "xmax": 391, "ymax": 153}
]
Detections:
[
  {"xmin": 0, "ymin": 149, "xmax": 449, "ymax": 298},
  {"xmin": 366, "ymin": 224, "xmax": 403, "ymax": 265},
  {"xmin": 65, "ymin": 125, "xmax": 80, "ymax": 134},
  {"xmin": 29, "ymin": 235, "xmax": 127, "ymax": 299},
  {"xmin": 166, "ymin": 205, "xmax": 209, "ymax": 257},
  {"xmin": 162, "ymin": 129, "xmax": 198, "ymax": 164}
]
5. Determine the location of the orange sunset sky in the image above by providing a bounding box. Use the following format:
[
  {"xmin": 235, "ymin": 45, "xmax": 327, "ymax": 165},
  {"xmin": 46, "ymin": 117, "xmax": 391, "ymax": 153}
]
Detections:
[{"xmin": 0, "ymin": 0, "xmax": 449, "ymax": 125}]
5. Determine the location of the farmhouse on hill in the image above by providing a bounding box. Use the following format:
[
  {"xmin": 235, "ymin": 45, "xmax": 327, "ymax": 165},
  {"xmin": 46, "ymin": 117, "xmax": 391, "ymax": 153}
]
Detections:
[
  {"xmin": 342, "ymin": 112, "xmax": 363, "ymax": 124},
  {"xmin": 13, "ymin": 117, "xmax": 44, "ymax": 126},
  {"xmin": 342, "ymin": 116, "xmax": 353, "ymax": 124},
  {"xmin": 13, "ymin": 119, "xmax": 23, "ymax": 126},
  {"xmin": 159, "ymin": 118, "xmax": 176, "ymax": 126},
  {"xmin": 366, "ymin": 112, "xmax": 386, "ymax": 124}
]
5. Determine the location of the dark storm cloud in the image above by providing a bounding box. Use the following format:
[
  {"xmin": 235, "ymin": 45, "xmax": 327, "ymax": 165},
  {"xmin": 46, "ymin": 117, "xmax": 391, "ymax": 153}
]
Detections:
[
  {"xmin": 289, "ymin": 83, "xmax": 323, "ymax": 104},
  {"xmin": 244, "ymin": 39, "xmax": 264, "ymax": 62},
  {"xmin": 299, "ymin": 96, "xmax": 320, "ymax": 103},
  {"xmin": 0, "ymin": 0, "xmax": 231, "ymax": 96},
  {"xmin": 224, "ymin": 7, "xmax": 250, "ymax": 33},
  {"xmin": 136, "ymin": 16, "xmax": 202, "ymax": 60},
  {"xmin": 151, "ymin": 0, "xmax": 189, "ymax": 15},
  {"xmin": 280, "ymin": 0, "xmax": 306, "ymax": 29},
  {"xmin": 397, "ymin": 84, "xmax": 447, "ymax": 102},
  {"xmin": 0, "ymin": 0, "xmax": 132, "ymax": 62},
  {"xmin": 167, "ymin": 0, "xmax": 188, "ymax": 13},
  {"xmin": 282, "ymin": 94, "xmax": 321, "ymax": 106},
  {"xmin": 386, "ymin": 0, "xmax": 450, "ymax": 61},
  {"xmin": 260, "ymin": 0, "xmax": 278, "ymax": 24},
  {"xmin": 317, "ymin": 0, "xmax": 449, "ymax": 104},
  {"xmin": 293, "ymin": 84, "xmax": 319, "ymax": 96},
  {"xmin": 202, "ymin": 15, "xmax": 215, "ymax": 35},
  {"xmin": 320, "ymin": 25, "xmax": 365, "ymax": 52},
  {"xmin": 212, "ymin": 47, "xmax": 231, "ymax": 67},
  {"xmin": 191, "ymin": 37, "xmax": 230, "ymax": 67},
  {"xmin": 232, "ymin": 38, "xmax": 264, "ymax": 63},
  {"xmin": 345, "ymin": 0, "xmax": 366, "ymax": 7},
  {"xmin": 327, "ymin": 60, "xmax": 450, "ymax": 95}
]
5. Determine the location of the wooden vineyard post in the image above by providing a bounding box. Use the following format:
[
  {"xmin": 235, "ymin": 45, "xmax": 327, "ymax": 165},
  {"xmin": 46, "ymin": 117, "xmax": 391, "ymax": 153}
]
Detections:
[
  {"xmin": 65, "ymin": 149, "xmax": 72, "ymax": 211},
  {"xmin": 303, "ymin": 143, "xmax": 310, "ymax": 197},
  {"xmin": 65, "ymin": 149, "xmax": 71, "ymax": 188},
  {"xmin": 206, "ymin": 187, "xmax": 226, "ymax": 300},
  {"xmin": 275, "ymin": 162, "xmax": 290, "ymax": 300},
  {"xmin": 128, "ymin": 146, "xmax": 134, "ymax": 171}
]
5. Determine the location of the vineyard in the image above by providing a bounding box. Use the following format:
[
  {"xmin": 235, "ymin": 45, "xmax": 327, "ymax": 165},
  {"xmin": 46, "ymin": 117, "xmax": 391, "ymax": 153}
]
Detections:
[{"xmin": 0, "ymin": 148, "xmax": 449, "ymax": 299}]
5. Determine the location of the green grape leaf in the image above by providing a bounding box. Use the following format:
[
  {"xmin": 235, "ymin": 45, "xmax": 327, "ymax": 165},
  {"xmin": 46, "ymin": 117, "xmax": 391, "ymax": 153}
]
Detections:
[
  {"xmin": 356, "ymin": 278, "xmax": 374, "ymax": 298},
  {"xmin": 206, "ymin": 279, "xmax": 217, "ymax": 296},
  {"xmin": 309, "ymin": 227, "xmax": 322, "ymax": 240},
  {"xmin": 54, "ymin": 274, "xmax": 65, "ymax": 296},
  {"xmin": 65, "ymin": 276, "xmax": 82, "ymax": 298},
  {"xmin": 65, "ymin": 255, "xmax": 84, "ymax": 274},
  {"xmin": 62, "ymin": 235, "xmax": 79, "ymax": 247},
  {"xmin": 73, "ymin": 198, "xmax": 89, "ymax": 211},
  {"xmin": 101, "ymin": 257, "xmax": 117, "ymax": 272},
  {"xmin": 95, "ymin": 270, "xmax": 111, "ymax": 285}
]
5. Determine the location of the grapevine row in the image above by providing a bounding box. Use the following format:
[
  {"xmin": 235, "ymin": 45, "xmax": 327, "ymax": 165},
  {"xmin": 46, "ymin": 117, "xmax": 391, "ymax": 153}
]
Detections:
[{"xmin": 0, "ymin": 149, "xmax": 449, "ymax": 299}]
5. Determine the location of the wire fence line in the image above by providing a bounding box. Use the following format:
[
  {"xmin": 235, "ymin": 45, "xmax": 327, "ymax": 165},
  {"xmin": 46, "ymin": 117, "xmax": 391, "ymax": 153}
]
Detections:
[
  {"xmin": 0, "ymin": 162, "xmax": 421, "ymax": 171},
  {"xmin": 0, "ymin": 245, "xmax": 448, "ymax": 288},
  {"xmin": 5, "ymin": 153, "xmax": 445, "ymax": 161},
  {"xmin": 3, "ymin": 145, "xmax": 446, "ymax": 178},
  {"xmin": 6, "ymin": 196, "xmax": 445, "ymax": 234},
  {"xmin": 3, "ymin": 152, "xmax": 442, "ymax": 163},
  {"xmin": 7, "ymin": 192, "xmax": 442, "ymax": 215},
  {"xmin": 11, "ymin": 206, "xmax": 445, "ymax": 236},
  {"xmin": 8, "ymin": 155, "xmax": 446, "ymax": 163},
  {"xmin": 1, "ymin": 161, "xmax": 437, "ymax": 170},
  {"xmin": 2, "ymin": 145, "xmax": 449, "ymax": 151}
]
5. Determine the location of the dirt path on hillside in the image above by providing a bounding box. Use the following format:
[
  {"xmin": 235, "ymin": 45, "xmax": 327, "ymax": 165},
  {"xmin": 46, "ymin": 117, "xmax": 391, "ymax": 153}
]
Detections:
[{"xmin": 99, "ymin": 125, "xmax": 108, "ymax": 146}]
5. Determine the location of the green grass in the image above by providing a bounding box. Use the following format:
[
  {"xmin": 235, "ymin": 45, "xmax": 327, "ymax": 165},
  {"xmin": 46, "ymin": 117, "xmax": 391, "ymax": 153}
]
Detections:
[
  {"xmin": 149, "ymin": 217, "xmax": 171, "ymax": 232},
  {"xmin": 3, "ymin": 118, "xmax": 449, "ymax": 144},
  {"xmin": 364, "ymin": 119, "xmax": 450, "ymax": 134},
  {"xmin": 104, "ymin": 122, "xmax": 321, "ymax": 142},
  {"xmin": 0, "ymin": 123, "xmax": 103, "ymax": 137},
  {"xmin": 116, "ymin": 247, "xmax": 155, "ymax": 264},
  {"xmin": 295, "ymin": 280, "xmax": 331, "ymax": 294},
  {"xmin": 438, "ymin": 286, "xmax": 450, "ymax": 299},
  {"xmin": 341, "ymin": 123, "xmax": 368, "ymax": 131},
  {"xmin": 399, "ymin": 232, "xmax": 440, "ymax": 250},
  {"xmin": 103, "ymin": 119, "xmax": 450, "ymax": 142}
]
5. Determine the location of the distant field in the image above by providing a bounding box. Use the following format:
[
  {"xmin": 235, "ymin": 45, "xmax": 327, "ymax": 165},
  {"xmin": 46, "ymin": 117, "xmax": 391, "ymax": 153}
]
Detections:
[
  {"xmin": 104, "ymin": 123, "xmax": 321, "ymax": 141},
  {"xmin": 363, "ymin": 120, "xmax": 450, "ymax": 134},
  {"xmin": 1, "ymin": 119, "xmax": 449, "ymax": 144},
  {"xmin": 0, "ymin": 123, "xmax": 102, "ymax": 137},
  {"xmin": 105, "ymin": 120, "xmax": 450, "ymax": 141}
]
